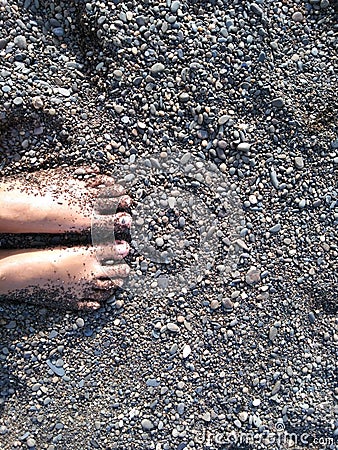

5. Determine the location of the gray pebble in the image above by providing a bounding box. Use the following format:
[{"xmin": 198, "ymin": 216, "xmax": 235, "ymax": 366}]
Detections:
[
  {"xmin": 76, "ymin": 318, "xmax": 85, "ymax": 328},
  {"xmin": 245, "ymin": 269, "xmax": 261, "ymax": 285},
  {"xmin": 178, "ymin": 217, "xmax": 185, "ymax": 227},
  {"xmin": 155, "ymin": 237, "xmax": 164, "ymax": 247},
  {"xmin": 47, "ymin": 360, "xmax": 65, "ymax": 377},
  {"xmin": 218, "ymin": 115, "xmax": 230, "ymax": 125},
  {"xmin": 141, "ymin": 418, "xmax": 154, "ymax": 431},
  {"xmin": 14, "ymin": 35, "xmax": 27, "ymax": 49},
  {"xmin": 0, "ymin": 38, "xmax": 7, "ymax": 50},
  {"xmin": 269, "ymin": 326, "xmax": 278, "ymax": 341},
  {"xmin": 58, "ymin": 88, "xmax": 71, "ymax": 97},
  {"xmin": 294, "ymin": 156, "xmax": 304, "ymax": 169},
  {"xmin": 177, "ymin": 403, "xmax": 185, "ymax": 414},
  {"xmin": 13, "ymin": 97, "xmax": 23, "ymax": 106},
  {"xmin": 292, "ymin": 11, "xmax": 304, "ymax": 22},
  {"xmin": 167, "ymin": 323, "xmax": 179, "ymax": 332},
  {"xmin": 150, "ymin": 63, "xmax": 165, "ymax": 74},
  {"xmin": 171, "ymin": 1, "xmax": 181, "ymax": 13},
  {"xmin": 308, "ymin": 312, "xmax": 316, "ymax": 324},
  {"xmin": 298, "ymin": 199, "xmax": 306, "ymax": 209},
  {"xmin": 269, "ymin": 223, "xmax": 281, "ymax": 233},
  {"xmin": 271, "ymin": 380, "xmax": 281, "ymax": 395},
  {"xmin": 52, "ymin": 27, "xmax": 65, "ymax": 37},
  {"xmin": 237, "ymin": 142, "xmax": 251, "ymax": 152},
  {"xmin": 179, "ymin": 92, "xmax": 189, "ymax": 102},
  {"xmin": 270, "ymin": 168, "xmax": 279, "ymax": 189},
  {"xmin": 27, "ymin": 438, "xmax": 36, "ymax": 448},
  {"xmin": 250, "ymin": 3, "xmax": 263, "ymax": 15},
  {"xmin": 271, "ymin": 98, "xmax": 285, "ymax": 108},
  {"xmin": 0, "ymin": 426, "xmax": 8, "ymax": 435}
]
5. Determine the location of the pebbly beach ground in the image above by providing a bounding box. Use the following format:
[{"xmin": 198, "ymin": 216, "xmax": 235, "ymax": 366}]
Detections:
[{"xmin": 0, "ymin": 0, "xmax": 337, "ymax": 449}]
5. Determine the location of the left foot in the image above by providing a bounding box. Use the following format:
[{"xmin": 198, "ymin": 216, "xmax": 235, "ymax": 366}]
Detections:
[{"xmin": 0, "ymin": 167, "xmax": 131, "ymax": 234}]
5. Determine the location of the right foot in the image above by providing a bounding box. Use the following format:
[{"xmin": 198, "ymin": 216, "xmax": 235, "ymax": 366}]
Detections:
[{"xmin": 0, "ymin": 242, "xmax": 130, "ymax": 310}]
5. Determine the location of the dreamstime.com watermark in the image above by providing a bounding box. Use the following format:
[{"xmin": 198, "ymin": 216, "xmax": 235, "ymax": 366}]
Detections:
[{"xmin": 192, "ymin": 423, "xmax": 335, "ymax": 448}]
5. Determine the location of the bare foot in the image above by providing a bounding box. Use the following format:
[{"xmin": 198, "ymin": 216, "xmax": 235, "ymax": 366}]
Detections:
[
  {"xmin": 0, "ymin": 242, "xmax": 130, "ymax": 310},
  {"xmin": 0, "ymin": 166, "xmax": 131, "ymax": 234}
]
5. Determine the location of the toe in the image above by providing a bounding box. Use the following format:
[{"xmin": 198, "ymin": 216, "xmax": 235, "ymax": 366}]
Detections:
[
  {"xmin": 98, "ymin": 184, "xmax": 127, "ymax": 197},
  {"xmin": 99, "ymin": 263, "xmax": 130, "ymax": 279},
  {"xmin": 88, "ymin": 176, "xmax": 126, "ymax": 197},
  {"xmin": 94, "ymin": 278, "xmax": 125, "ymax": 289},
  {"xmin": 96, "ymin": 241, "xmax": 130, "ymax": 261},
  {"xmin": 92, "ymin": 212, "xmax": 132, "ymax": 231},
  {"xmin": 95, "ymin": 195, "xmax": 132, "ymax": 214},
  {"xmin": 76, "ymin": 301, "xmax": 101, "ymax": 310}
]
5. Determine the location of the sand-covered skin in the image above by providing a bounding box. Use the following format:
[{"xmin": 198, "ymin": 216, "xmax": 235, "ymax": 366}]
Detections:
[{"xmin": 0, "ymin": 0, "xmax": 337, "ymax": 449}]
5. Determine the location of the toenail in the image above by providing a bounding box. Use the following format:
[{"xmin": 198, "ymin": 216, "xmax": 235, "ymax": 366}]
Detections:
[{"xmin": 118, "ymin": 214, "xmax": 132, "ymax": 226}]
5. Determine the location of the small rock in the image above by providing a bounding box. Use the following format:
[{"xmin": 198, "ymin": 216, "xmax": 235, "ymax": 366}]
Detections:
[
  {"xmin": 27, "ymin": 438, "xmax": 36, "ymax": 448},
  {"xmin": 0, "ymin": 38, "xmax": 7, "ymax": 50},
  {"xmin": 308, "ymin": 312, "xmax": 316, "ymax": 324},
  {"xmin": 14, "ymin": 35, "xmax": 27, "ymax": 49},
  {"xmin": 179, "ymin": 92, "xmax": 190, "ymax": 102},
  {"xmin": 271, "ymin": 380, "xmax": 281, "ymax": 395},
  {"xmin": 210, "ymin": 300, "xmax": 220, "ymax": 310},
  {"xmin": 6, "ymin": 321, "xmax": 16, "ymax": 329},
  {"xmin": 292, "ymin": 11, "xmax": 304, "ymax": 22},
  {"xmin": 248, "ymin": 195, "xmax": 258, "ymax": 205},
  {"xmin": 252, "ymin": 398, "xmax": 261, "ymax": 407},
  {"xmin": 237, "ymin": 142, "xmax": 251, "ymax": 151},
  {"xmin": 155, "ymin": 237, "xmax": 164, "ymax": 247},
  {"xmin": 298, "ymin": 199, "xmax": 306, "ymax": 209},
  {"xmin": 171, "ymin": 1, "xmax": 181, "ymax": 13},
  {"xmin": 218, "ymin": 115, "xmax": 230, "ymax": 125},
  {"xmin": 141, "ymin": 419, "xmax": 154, "ymax": 431},
  {"xmin": 250, "ymin": 3, "xmax": 263, "ymax": 15},
  {"xmin": 238, "ymin": 411, "xmax": 248, "ymax": 422},
  {"xmin": 246, "ymin": 269, "xmax": 261, "ymax": 285},
  {"xmin": 270, "ymin": 168, "xmax": 279, "ymax": 189},
  {"xmin": 269, "ymin": 326, "xmax": 278, "ymax": 341},
  {"xmin": 201, "ymin": 412, "xmax": 211, "ymax": 422},
  {"xmin": 320, "ymin": 0, "xmax": 330, "ymax": 8},
  {"xmin": 76, "ymin": 318, "xmax": 85, "ymax": 328},
  {"xmin": 269, "ymin": 224, "xmax": 281, "ymax": 233},
  {"xmin": 52, "ymin": 27, "xmax": 65, "ymax": 37},
  {"xmin": 167, "ymin": 323, "xmax": 179, "ymax": 332},
  {"xmin": 178, "ymin": 217, "xmax": 185, "ymax": 227},
  {"xmin": 182, "ymin": 344, "xmax": 191, "ymax": 359},
  {"xmin": 0, "ymin": 426, "xmax": 8, "ymax": 435},
  {"xmin": 168, "ymin": 197, "xmax": 176, "ymax": 208},
  {"xmin": 58, "ymin": 88, "xmax": 71, "ymax": 97},
  {"xmin": 177, "ymin": 403, "xmax": 185, "ymax": 415},
  {"xmin": 32, "ymin": 96, "xmax": 44, "ymax": 109},
  {"xmin": 222, "ymin": 298, "xmax": 234, "ymax": 310},
  {"xmin": 13, "ymin": 97, "xmax": 23, "ymax": 106},
  {"xmin": 150, "ymin": 63, "xmax": 165, "ymax": 74},
  {"xmin": 113, "ymin": 69, "xmax": 123, "ymax": 79},
  {"xmin": 271, "ymin": 97, "xmax": 285, "ymax": 108},
  {"xmin": 234, "ymin": 419, "xmax": 242, "ymax": 428},
  {"xmin": 218, "ymin": 140, "xmax": 227, "ymax": 149},
  {"xmin": 294, "ymin": 156, "xmax": 304, "ymax": 169},
  {"xmin": 46, "ymin": 360, "xmax": 65, "ymax": 377},
  {"xmin": 146, "ymin": 378, "xmax": 160, "ymax": 387}
]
